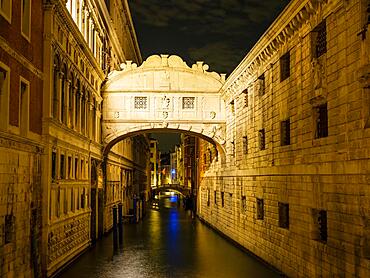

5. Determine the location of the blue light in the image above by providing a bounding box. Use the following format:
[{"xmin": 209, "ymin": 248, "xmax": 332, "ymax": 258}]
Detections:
[{"xmin": 171, "ymin": 169, "xmax": 176, "ymax": 174}]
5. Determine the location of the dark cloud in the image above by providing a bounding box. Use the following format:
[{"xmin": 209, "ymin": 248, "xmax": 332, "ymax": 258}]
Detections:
[{"xmin": 130, "ymin": 0, "xmax": 290, "ymax": 73}]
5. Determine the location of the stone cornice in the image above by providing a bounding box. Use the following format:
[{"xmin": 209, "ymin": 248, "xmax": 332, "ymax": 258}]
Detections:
[{"xmin": 221, "ymin": 0, "xmax": 344, "ymax": 101}]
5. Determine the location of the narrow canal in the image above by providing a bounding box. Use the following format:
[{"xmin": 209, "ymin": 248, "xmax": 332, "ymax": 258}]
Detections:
[{"xmin": 57, "ymin": 195, "xmax": 281, "ymax": 278}]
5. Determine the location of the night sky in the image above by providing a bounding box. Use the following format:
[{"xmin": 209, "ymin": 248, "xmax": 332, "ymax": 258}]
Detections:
[
  {"xmin": 129, "ymin": 0, "xmax": 290, "ymax": 74},
  {"xmin": 129, "ymin": 1, "xmax": 290, "ymax": 151}
]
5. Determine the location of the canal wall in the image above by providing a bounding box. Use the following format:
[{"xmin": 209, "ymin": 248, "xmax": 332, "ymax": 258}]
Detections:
[{"xmin": 198, "ymin": 0, "xmax": 370, "ymax": 276}]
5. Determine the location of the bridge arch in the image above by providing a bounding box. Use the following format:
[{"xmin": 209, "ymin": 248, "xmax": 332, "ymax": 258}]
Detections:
[{"xmin": 102, "ymin": 54, "xmax": 227, "ymax": 160}]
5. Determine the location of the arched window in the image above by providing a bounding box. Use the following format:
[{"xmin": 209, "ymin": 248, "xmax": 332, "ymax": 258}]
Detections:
[{"xmin": 52, "ymin": 55, "xmax": 60, "ymax": 119}]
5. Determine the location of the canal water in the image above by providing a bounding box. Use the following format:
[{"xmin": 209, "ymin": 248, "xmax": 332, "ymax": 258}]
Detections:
[{"xmin": 57, "ymin": 195, "xmax": 281, "ymax": 278}]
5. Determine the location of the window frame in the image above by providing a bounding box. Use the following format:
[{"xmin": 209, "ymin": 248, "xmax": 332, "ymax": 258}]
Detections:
[
  {"xmin": 0, "ymin": 0, "xmax": 12, "ymax": 23},
  {"xmin": 315, "ymin": 103, "xmax": 328, "ymax": 139},
  {"xmin": 0, "ymin": 62, "xmax": 10, "ymax": 131},
  {"xmin": 21, "ymin": 0, "xmax": 31, "ymax": 42},
  {"xmin": 280, "ymin": 118, "xmax": 291, "ymax": 146},
  {"xmin": 280, "ymin": 51, "xmax": 291, "ymax": 82},
  {"xmin": 19, "ymin": 76, "xmax": 30, "ymax": 136},
  {"xmin": 182, "ymin": 96, "xmax": 195, "ymax": 110}
]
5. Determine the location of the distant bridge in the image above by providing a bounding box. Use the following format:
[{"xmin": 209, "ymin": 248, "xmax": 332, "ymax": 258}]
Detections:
[{"xmin": 153, "ymin": 184, "xmax": 191, "ymax": 196}]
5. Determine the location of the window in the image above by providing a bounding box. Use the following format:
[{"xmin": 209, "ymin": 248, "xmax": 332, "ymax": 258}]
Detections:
[
  {"xmin": 221, "ymin": 192, "xmax": 225, "ymax": 207},
  {"xmin": 241, "ymin": 196, "xmax": 247, "ymax": 213},
  {"xmin": 312, "ymin": 21, "xmax": 327, "ymax": 58},
  {"xmin": 258, "ymin": 129, "xmax": 265, "ymax": 150},
  {"xmin": 68, "ymin": 156, "xmax": 72, "ymax": 179},
  {"xmin": 150, "ymin": 142, "xmax": 155, "ymax": 148},
  {"xmin": 315, "ymin": 103, "xmax": 328, "ymax": 138},
  {"xmin": 0, "ymin": 64, "xmax": 10, "ymax": 130},
  {"xmin": 243, "ymin": 136, "xmax": 248, "ymax": 154},
  {"xmin": 207, "ymin": 189, "xmax": 210, "ymax": 207},
  {"xmin": 280, "ymin": 119, "xmax": 291, "ymax": 146},
  {"xmin": 182, "ymin": 97, "xmax": 195, "ymax": 109},
  {"xmin": 75, "ymin": 157, "xmax": 78, "ymax": 179},
  {"xmin": 242, "ymin": 89, "xmax": 248, "ymax": 107},
  {"xmin": 256, "ymin": 198, "xmax": 264, "ymax": 220},
  {"xmin": 71, "ymin": 189, "xmax": 74, "ymax": 212},
  {"xmin": 19, "ymin": 79, "xmax": 29, "ymax": 136},
  {"xmin": 134, "ymin": 96, "xmax": 147, "ymax": 109},
  {"xmin": 60, "ymin": 154, "xmax": 65, "ymax": 179},
  {"xmin": 0, "ymin": 0, "xmax": 12, "ymax": 23},
  {"xmin": 21, "ymin": 0, "xmax": 31, "ymax": 40},
  {"xmin": 257, "ymin": 74, "xmax": 265, "ymax": 96},
  {"xmin": 4, "ymin": 214, "xmax": 15, "ymax": 243},
  {"xmin": 51, "ymin": 151, "xmax": 57, "ymax": 181},
  {"xmin": 81, "ymin": 188, "xmax": 85, "ymax": 209},
  {"xmin": 278, "ymin": 202, "xmax": 289, "ymax": 229},
  {"xmin": 280, "ymin": 51, "xmax": 290, "ymax": 81},
  {"xmin": 214, "ymin": 191, "xmax": 217, "ymax": 205},
  {"xmin": 312, "ymin": 209, "xmax": 327, "ymax": 242},
  {"xmin": 230, "ymin": 100, "xmax": 235, "ymax": 113}
]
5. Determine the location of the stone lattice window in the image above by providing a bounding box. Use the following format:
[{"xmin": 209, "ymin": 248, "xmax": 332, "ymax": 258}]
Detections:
[
  {"xmin": 4, "ymin": 214, "xmax": 15, "ymax": 244},
  {"xmin": 134, "ymin": 96, "xmax": 147, "ymax": 109},
  {"xmin": 258, "ymin": 129, "xmax": 265, "ymax": 150},
  {"xmin": 280, "ymin": 51, "xmax": 291, "ymax": 81},
  {"xmin": 280, "ymin": 119, "xmax": 291, "ymax": 146},
  {"xmin": 242, "ymin": 89, "xmax": 248, "ymax": 107},
  {"xmin": 312, "ymin": 21, "xmax": 327, "ymax": 58},
  {"xmin": 278, "ymin": 202, "xmax": 289, "ymax": 229},
  {"xmin": 256, "ymin": 198, "xmax": 264, "ymax": 220},
  {"xmin": 312, "ymin": 209, "xmax": 327, "ymax": 242},
  {"xmin": 315, "ymin": 103, "xmax": 328, "ymax": 138},
  {"xmin": 243, "ymin": 136, "xmax": 248, "ymax": 154},
  {"xmin": 241, "ymin": 196, "xmax": 247, "ymax": 213},
  {"xmin": 221, "ymin": 192, "xmax": 225, "ymax": 207},
  {"xmin": 182, "ymin": 97, "xmax": 195, "ymax": 109}
]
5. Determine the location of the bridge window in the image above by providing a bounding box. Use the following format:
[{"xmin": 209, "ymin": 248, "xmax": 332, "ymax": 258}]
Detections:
[
  {"xmin": 311, "ymin": 209, "xmax": 327, "ymax": 242},
  {"xmin": 256, "ymin": 198, "xmax": 264, "ymax": 220},
  {"xmin": 280, "ymin": 51, "xmax": 290, "ymax": 82},
  {"xmin": 182, "ymin": 97, "xmax": 195, "ymax": 109},
  {"xmin": 278, "ymin": 202, "xmax": 289, "ymax": 229},
  {"xmin": 280, "ymin": 119, "xmax": 290, "ymax": 146},
  {"xmin": 134, "ymin": 96, "xmax": 148, "ymax": 110}
]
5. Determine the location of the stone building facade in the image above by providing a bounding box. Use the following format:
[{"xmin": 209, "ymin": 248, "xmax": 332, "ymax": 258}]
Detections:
[
  {"xmin": 198, "ymin": 0, "xmax": 370, "ymax": 276},
  {"xmin": 0, "ymin": 0, "xmax": 44, "ymax": 277}
]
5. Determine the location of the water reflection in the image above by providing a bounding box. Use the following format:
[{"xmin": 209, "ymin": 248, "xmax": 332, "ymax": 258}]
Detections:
[{"xmin": 57, "ymin": 195, "xmax": 280, "ymax": 278}]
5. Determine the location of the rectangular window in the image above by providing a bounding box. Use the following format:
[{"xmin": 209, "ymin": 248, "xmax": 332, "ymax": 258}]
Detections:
[
  {"xmin": 280, "ymin": 119, "xmax": 291, "ymax": 146},
  {"xmin": 256, "ymin": 198, "xmax": 264, "ymax": 220},
  {"xmin": 19, "ymin": 79, "xmax": 29, "ymax": 136},
  {"xmin": 312, "ymin": 209, "xmax": 327, "ymax": 242},
  {"xmin": 278, "ymin": 202, "xmax": 289, "ymax": 229},
  {"xmin": 0, "ymin": 65, "xmax": 10, "ymax": 130},
  {"xmin": 51, "ymin": 151, "xmax": 57, "ymax": 181},
  {"xmin": 0, "ymin": 0, "xmax": 12, "ymax": 23},
  {"xmin": 182, "ymin": 97, "xmax": 195, "ymax": 109},
  {"xmin": 71, "ymin": 189, "xmax": 74, "ymax": 212},
  {"xmin": 221, "ymin": 192, "xmax": 225, "ymax": 207},
  {"xmin": 68, "ymin": 156, "xmax": 72, "ymax": 179},
  {"xmin": 214, "ymin": 191, "xmax": 217, "ymax": 205},
  {"xmin": 243, "ymin": 136, "xmax": 248, "ymax": 154},
  {"xmin": 257, "ymin": 74, "xmax": 265, "ymax": 96},
  {"xmin": 207, "ymin": 189, "xmax": 210, "ymax": 207},
  {"xmin": 75, "ymin": 157, "xmax": 78, "ymax": 179},
  {"xmin": 4, "ymin": 214, "xmax": 15, "ymax": 243},
  {"xmin": 21, "ymin": 0, "xmax": 31, "ymax": 40},
  {"xmin": 315, "ymin": 103, "xmax": 328, "ymax": 138},
  {"xmin": 242, "ymin": 89, "xmax": 248, "ymax": 107},
  {"xmin": 312, "ymin": 21, "xmax": 327, "ymax": 58},
  {"xmin": 241, "ymin": 196, "xmax": 247, "ymax": 213},
  {"xmin": 60, "ymin": 154, "xmax": 65, "ymax": 179},
  {"xmin": 134, "ymin": 96, "xmax": 147, "ymax": 109},
  {"xmin": 258, "ymin": 129, "xmax": 265, "ymax": 150},
  {"xmin": 280, "ymin": 51, "xmax": 290, "ymax": 81}
]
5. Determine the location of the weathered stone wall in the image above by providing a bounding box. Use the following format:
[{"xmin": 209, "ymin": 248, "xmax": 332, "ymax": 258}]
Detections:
[
  {"xmin": 198, "ymin": 0, "xmax": 370, "ymax": 277},
  {"xmin": 0, "ymin": 135, "xmax": 43, "ymax": 278}
]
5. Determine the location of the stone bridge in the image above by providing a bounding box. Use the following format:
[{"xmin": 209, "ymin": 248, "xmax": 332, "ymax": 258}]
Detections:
[
  {"xmin": 153, "ymin": 184, "xmax": 191, "ymax": 196},
  {"xmin": 102, "ymin": 54, "xmax": 227, "ymax": 155}
]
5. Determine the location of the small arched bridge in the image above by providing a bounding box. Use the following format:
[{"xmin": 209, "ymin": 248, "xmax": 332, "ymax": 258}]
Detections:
[
  {"xmin": 102, "ymin": 54, "xmax": 227, "ymax": 156},
  {"xmin": 153, "ymin": 184, "xmax": 191, "ymax": 196}
]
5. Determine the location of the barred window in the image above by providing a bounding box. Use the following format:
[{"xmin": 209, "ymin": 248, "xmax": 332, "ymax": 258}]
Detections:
[
  {"xmin": 242, "ymin": 89, "xmax": 248, "ymax": 107},
  {"xmin": 280, "ymin": 51, "xmax": 290, "ymax": 81},
  {"xmin": 278, "ymin": 202, "xmax": 289, "ymax": 229},
  {"xmin": 243, "ymin": 136, "xmax": 248, "ymax": 154},
  {"xmin": 312, "ymin": 209, "xmax": 327, "ymax": 242},
  {"xmin": 259, "ymin": 129, "xmax": 265, "ymax": 150},
  {"xmin": 315, "ymin": 103, "xmax": 328, "ymax": 138},
  {"xmin": 182, "ymin": 97, "xmax": 195, "ymax": 109},
  {"xmin": 280, "ymin": 119, "xmax": 291, "ymax": 146},
  {"xmin": 312, "ymin": 21, "xmax": 327, "ymax": 58},
  {"xmin": 257, "ymin": 198, "xmax": 264, "ymax": 220},
  {"xmin": 134, "ymin": 96, "xmax": 148, "ymax": 109}
]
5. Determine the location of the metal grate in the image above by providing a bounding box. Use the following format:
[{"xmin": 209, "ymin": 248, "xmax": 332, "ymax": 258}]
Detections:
[
  {"xmin": 182, "ymin": 97, "xmax": 195, "ymax": 109},
  {"xmin": 316, "ymin": 103, "xmax": 328, "ymax": 138},
  {"xmin": 280, "ymin": 51, "xmax": 290, "ymax": 81},
  {"xmin": 134, "ymin": 96, "xmax": 148, "ymax": 109},
  {"xmin": 280, "ymin": 119, "xmax": 291, "ymax": 146},
  {"xmin": 313, "ymin": 21, "xmax": 327, "ymax": 58},
  {"xmin": 243, "ymin": 136, "xmax": 248, "ymax": 154}
]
